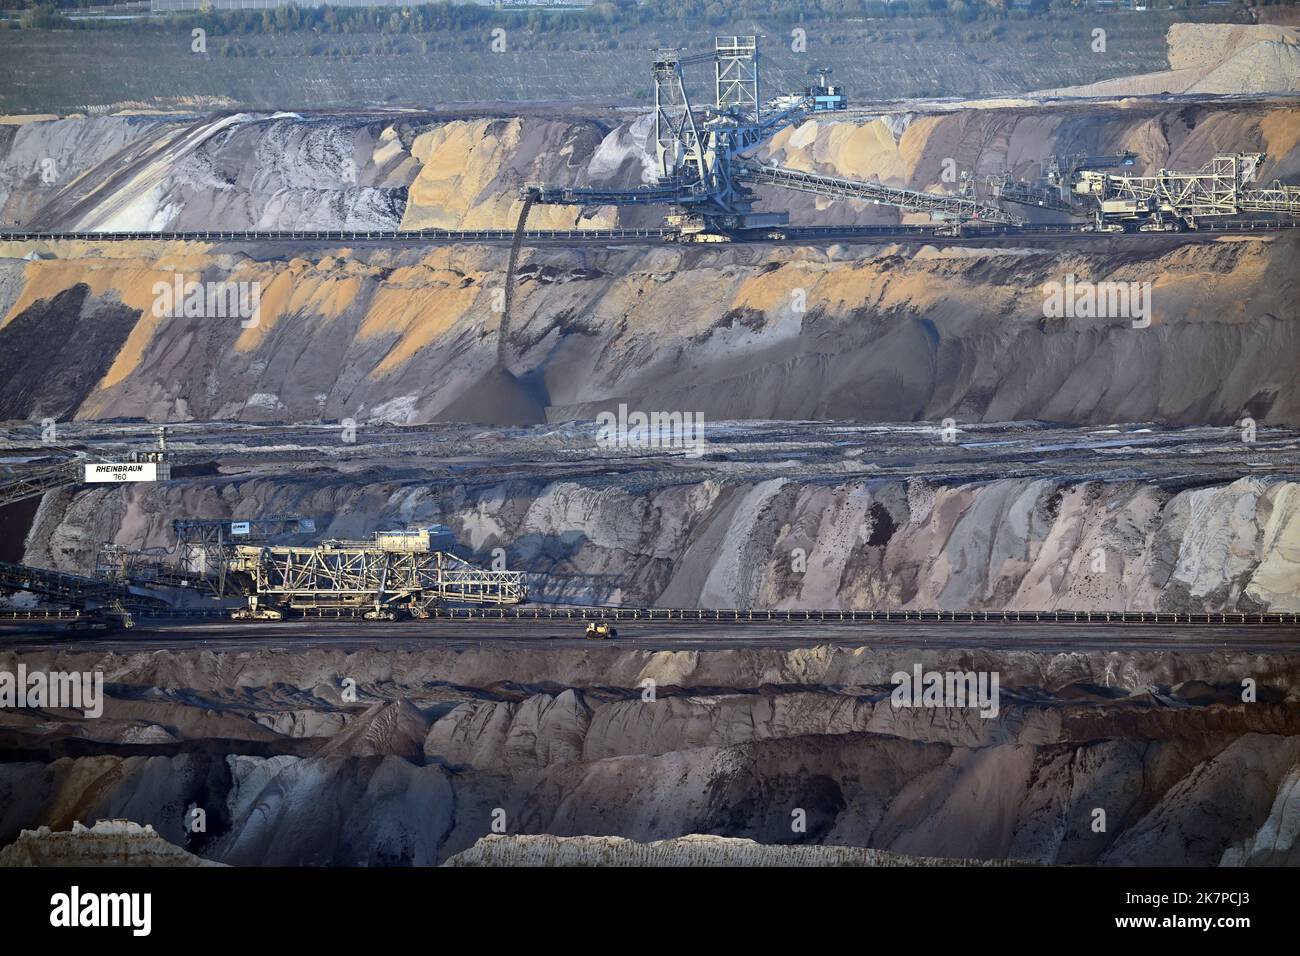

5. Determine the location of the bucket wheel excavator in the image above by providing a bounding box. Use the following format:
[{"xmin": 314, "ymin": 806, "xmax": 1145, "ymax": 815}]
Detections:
[
  {"xmin": 0, "ymin": 426, "xmax": 171, "ymax": 509},
  {"xmin": 515, "ymin": 35, "xmax": 1023, "ymax": 243}
]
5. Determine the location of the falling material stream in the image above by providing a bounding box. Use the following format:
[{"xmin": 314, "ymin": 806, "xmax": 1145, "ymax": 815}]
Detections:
[{"xmin": 499, "ymin": 189, "xmax": 536, "ymax": 367}]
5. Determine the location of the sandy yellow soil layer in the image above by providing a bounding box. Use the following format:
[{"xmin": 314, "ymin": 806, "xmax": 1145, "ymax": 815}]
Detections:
[
  {"xmin": 1036, "ymin": 23, "xmax": 1300, "ymax": 97},
  {"xmin": 0, "ymin": 235, "xmax": 1294, "ymax": 428},
  {"xmin": 1, "ymin": 101, "xmax": 1296, "ymax": 232}
]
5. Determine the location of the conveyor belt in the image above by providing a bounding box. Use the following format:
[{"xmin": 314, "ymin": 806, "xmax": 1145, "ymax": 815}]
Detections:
[{"xmin": 0, "ymin": 219, "xmax": 1294, "ymax": 246}]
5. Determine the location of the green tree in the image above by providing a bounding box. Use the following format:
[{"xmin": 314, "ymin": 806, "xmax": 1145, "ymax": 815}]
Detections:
[{"xmin": 20, "ymin": 3, "xmax": 63, "ymax": 28}]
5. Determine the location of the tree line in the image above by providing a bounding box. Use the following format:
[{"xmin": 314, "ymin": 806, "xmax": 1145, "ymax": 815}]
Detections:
[{"xmin": 6, "ymin": 0, "xmax": 1275, "ymax": 35}]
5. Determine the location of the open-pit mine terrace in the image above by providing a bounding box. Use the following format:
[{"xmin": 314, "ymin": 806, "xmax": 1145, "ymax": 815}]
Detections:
[
  {"xmin": 1, "ymin": 86, "xmax": 1298, "ymax": 865},
  {"xmin": 2, "ymin": 98, "xmax": 1296, "ymax": 435},
  {"xmin": 4, "ymin": 418, "xmax": 1299, "ymax": 617},
  {"xmin": 1, "ymin": 620, "xmax": 1298, "ymax": 866}
]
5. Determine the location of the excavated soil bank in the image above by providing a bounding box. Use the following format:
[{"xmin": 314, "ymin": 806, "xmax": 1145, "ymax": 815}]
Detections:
[
  {"xmin": 12, "ymin": 421, "xmax": 1300, "ymax": 614},
  {"xmin": 0, "ymin": 639, "xmax": 1297, "ymax": 865}
]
